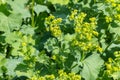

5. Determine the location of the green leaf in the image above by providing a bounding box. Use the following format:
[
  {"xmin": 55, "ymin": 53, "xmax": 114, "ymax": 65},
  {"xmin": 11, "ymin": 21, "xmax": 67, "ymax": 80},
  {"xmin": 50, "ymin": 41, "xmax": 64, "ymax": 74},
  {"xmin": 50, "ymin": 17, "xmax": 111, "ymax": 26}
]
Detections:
[
  {"xmin": 0, "ymin": 54, "xmax": 6, "ymax": 76},
  {"xmin": 52, "ymin": 47, "xmax": 60, "ymax": 54},
  {"xmin": 8, "ymin": 13, "xmax": 22, "ymax": 31},
  {"xmin": 109, "ymin": 26, "xmax": 120, "ymax": 36},
  {"xmin": 0, "ymin": 0, "xmax": 6, "ymax": 5},
  {"xmin": 64, "ymin": 34, "xmax": 75, "ymax": 42},
  {"xmin": 48, "ymin": 0, "xmax": 69, "ymax": 5},
  {"xmin": 37, "ymin": 52, "xmax": 49, "ymax": 64},
  {"xmin": 7, "ymin": 0, "xmax": 30, "ymax": 18},
  {"xmin": 34, "ymin": 4, "xmax": 50, "ymax": 15},
  {"xmin": 0, "ymin": 54, "xmax": 6, "ymax": 66},
  {"xmin": 71, "ymin": 62, "xmax": 80, "ymax": 73},
  {"xmin": 15, "ymin": 63, "xmax": 35, "ymax": 78},
  {"xmin": 0, "ymin": 12, "xmax": 9, "ymax": 32},
  {"xmin": 81, "ymin": 53, "xmax": 104, "ymax": 80},
  {"xmin": 5, "ymin": 32, "xmax": 20, "ymax": 44},
  {"xmin": 44, "ymin": 38, "xmax": 58, "ymax": 52},
  {"xmin": 109, "ymin": 21, "xmax": 120, "ymax": 36},
  {"xmin": 20, "ymin": 25, "xmax": 35, "ymax": 35},
  {"xmin": 16, "ymin": 69, "xmax": 33, "ymax": 78},
  {"xmin": 0, "ymin": 12, "xmax": 22, "ymax": 32},
  {"xmin": 5, "ymin": 58, "xmax": 22, "ymax": 76}
]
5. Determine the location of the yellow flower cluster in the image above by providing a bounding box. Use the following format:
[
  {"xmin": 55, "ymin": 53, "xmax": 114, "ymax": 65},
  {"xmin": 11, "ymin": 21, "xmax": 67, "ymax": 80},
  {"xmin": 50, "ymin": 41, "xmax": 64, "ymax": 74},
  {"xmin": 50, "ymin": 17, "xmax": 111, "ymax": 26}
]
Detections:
[
  {"xmin": 58, "ymin": 70, "xmax": 81, "ymax": 80},
  {"xmin": 69, "ymin": 10, "xmax": 87, "ymax": 24},
  {"xmin": 51, "ymin": 55, "xmax": 66, "ymax": 62},
  {"xmin": 115, "ymin": 14, "xmax": 120, "ymax": 21},
  {"xmin": 96, "ymin": 46, "xmax": 103, "ymax": 53},
  {"xmin": 105, "ymin": 0, "xmax": 120, "ymax": 10},
  {"xmin": 69, "ymin": 9, "xmax": 87, "ymax": 24},
  {"xmin": 74, "ymin": 21, "xmax": 97, "ymax": 41},
  {"xmin": 45, "ymin": 15, "xmax": 62, "ymax": 37},
  {"xmin": 105, "ymin": 51, "xmax": 120, "ymax": 75},
  {"xmin": 114, "ymin": 51, "xmax": 120, "ymax": 59},
  {"xmin": 116, "ymin": 4, "xmax": 120, "ymax": 12},
  {"xmin": 69, "ymin": 9, "xmax": 78, "ymax": 20},
  {"xmin": 105, "ymin": 0, "xmax": 120, "ymax": 23},
  {"xmin": 29, "ymin": 70, "xmax": 81, "ymax": 80},
  {"xmin": 72, "ymin": 40, "xmax": 93, "ymax": 51},
  {"xmin": 51, "ymin": 55, "xmax": 56, "ymax": 60},
  {"xmin": 105, "ymin": 0, "xmax": 114, "ymax": 3},
  {"xmin": 112, "ymin": 3, "xmax": 117, "ymax": 7},
  {"xmin": 19, "ymin": 35, "xmax": 35, "ymax": 60},
  {"xmin": 69, "ymin": 10, "xmax": 101, "ymax": 52},
  {"xmin": 105, "ymin": 16, "xmax": 112, "ymax": 23},
  {"xmin": 30, "ymin": 74, "xmax": 55, "ymax": 80},
  {"xmin": 50, "ymin": 25, "xmax": 62, "ymax": 37}
]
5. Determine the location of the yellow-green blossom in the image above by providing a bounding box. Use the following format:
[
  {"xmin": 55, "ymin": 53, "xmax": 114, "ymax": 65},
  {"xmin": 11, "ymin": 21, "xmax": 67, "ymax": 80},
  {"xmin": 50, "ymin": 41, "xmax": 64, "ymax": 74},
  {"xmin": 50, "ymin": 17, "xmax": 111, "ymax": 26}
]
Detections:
[
  {"xmin": 22, "ymin": 42, "xmax": 27, "ymax": 46},
  {"xmin": 106, "ymin": 0, "xmax": 114, "ymax": 3},
  {"xmin": 89, "ymin": 17, "xmax": 96, "ymax": 22},
  {"xmin": 45, "ymin": 15, "xmax": 62, "ymax": 37},
  {"xmin": 105, "ymin": 16, "xmax": 112, "ymax": 23},
  {"xmin": 96, "ymin": 46, "xmax": 103, "ymax": 53},
  {"xmin": 92, "ymin": 31, "xmax": 98, "ymax": 36},
  {"xmin": 69, "ymin": 9, "xmax": 78, "ymax": 20},
  {"xmin": 51, "ymin": 55, "xmax": 56, "ymax": 60}
]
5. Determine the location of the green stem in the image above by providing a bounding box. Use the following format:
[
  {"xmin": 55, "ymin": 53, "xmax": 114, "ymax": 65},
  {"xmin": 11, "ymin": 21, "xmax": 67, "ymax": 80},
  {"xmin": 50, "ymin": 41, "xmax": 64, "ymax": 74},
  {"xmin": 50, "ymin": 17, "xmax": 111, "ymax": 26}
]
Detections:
[
  {"xmin": 80, "ymin": 52, "xmax": 85, "ymax": 61},
  {"xmin": 31, "ymin": 0, "xmax": 35, "ymax": 27}
]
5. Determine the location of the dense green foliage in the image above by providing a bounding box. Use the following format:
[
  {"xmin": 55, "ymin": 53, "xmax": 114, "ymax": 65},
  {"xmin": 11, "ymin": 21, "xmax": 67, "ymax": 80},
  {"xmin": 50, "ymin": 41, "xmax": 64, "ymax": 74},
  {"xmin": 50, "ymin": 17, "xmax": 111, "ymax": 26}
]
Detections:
[{"xmin": 0, "ymin": 0, "xmax": 120, "ymax": 80}]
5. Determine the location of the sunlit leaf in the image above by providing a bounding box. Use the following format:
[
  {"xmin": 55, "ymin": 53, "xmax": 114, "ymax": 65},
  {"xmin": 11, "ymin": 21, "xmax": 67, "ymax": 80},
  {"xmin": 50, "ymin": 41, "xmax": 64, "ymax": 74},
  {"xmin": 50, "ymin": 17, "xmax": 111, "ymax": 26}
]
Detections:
[{"xmin": 81, "ymin": 53, "xmax": 104, "ymax": 80}]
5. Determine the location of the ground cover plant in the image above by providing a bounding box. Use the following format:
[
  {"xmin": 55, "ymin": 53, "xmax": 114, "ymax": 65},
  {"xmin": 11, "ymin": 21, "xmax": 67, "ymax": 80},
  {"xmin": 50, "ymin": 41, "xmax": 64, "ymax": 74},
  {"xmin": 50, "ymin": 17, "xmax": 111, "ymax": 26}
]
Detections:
[{"xmin": 0, "ymin": 0, "xmax": 120, "ymax": 80}]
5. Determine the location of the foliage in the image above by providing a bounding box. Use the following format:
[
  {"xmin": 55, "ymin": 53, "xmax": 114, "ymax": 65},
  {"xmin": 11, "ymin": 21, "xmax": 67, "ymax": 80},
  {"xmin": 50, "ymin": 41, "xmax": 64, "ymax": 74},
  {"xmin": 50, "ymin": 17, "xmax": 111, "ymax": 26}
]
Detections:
[{"xmin": 0, "ymin": 0, "xmax": 120, "ymax": 80}]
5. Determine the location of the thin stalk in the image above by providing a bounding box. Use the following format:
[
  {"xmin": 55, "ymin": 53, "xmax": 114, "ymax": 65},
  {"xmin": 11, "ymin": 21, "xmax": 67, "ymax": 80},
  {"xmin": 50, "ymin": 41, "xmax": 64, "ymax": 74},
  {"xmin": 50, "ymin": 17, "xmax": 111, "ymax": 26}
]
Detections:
[
  {"xmin": 80, "ymin": 52, "xmax": 86, "ymax": 61},
  {"xmin": 31, "ymin": 0, "xmax": 35, "ymax": 27}
]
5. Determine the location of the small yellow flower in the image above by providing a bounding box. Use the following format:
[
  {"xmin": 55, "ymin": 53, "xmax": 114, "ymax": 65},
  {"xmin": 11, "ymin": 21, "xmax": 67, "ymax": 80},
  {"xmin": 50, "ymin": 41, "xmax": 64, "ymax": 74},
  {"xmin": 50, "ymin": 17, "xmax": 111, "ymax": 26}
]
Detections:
[
  {"xmin": 83, "ymin": 46, "xmax": 87, "ymax": 51},
  {"xmin": 86, "ymin": 33, "xmax": 92, "ymax": 40},
  {"xmin": 22, "ymin": 42, "xmax": 26, "ymax": 46},
  {"xmin": 116, "ymin": 4, "xmax": 120, "ymax": 11},
  {"xmin": 74, "ymin": 40, "xmax": 79, "ymax": 46},
  {"xmin": 51, "ymin": 55, "xmax": 56, "ymax": 60},
  {"xmin": 112, "ymin": 3, "xmax": 117, "ymax": 7},
  {"xmin": 88, "ymin": 43, "xmax": 92, "ymax": 47},
  {"xmin": 74, "ymin": 75, "xmax": 81, "ymax": 80},
  {"xmin": 96, "ymin": 46, "xmax": 103, "ymax": 53},
  {"xmin": 89, "ymin": 17, "xmax": 96, "ymax": 22},
  {"xmin": 106, "ymin": 70, "xmax": 111, "ymax": 75},
  {"xmin": 50, "ymin": 26, "xmax": 62, "ymax": 37},
  {"xmin": 105, "ymin": 16, "xmax": 112, "ymax": 23},
  {"xmin": 92, "ymin": 31, "xmax": 98, "ymax": 36},
  {"xmin": 31, "ymin": 76, "xmax": 38, "ymax": 80},
  {"xmin": 114, "ymin": 51, "xmax": 120, "ymax": 57},
  {"xmin": 69, "ymin": 9, "xmax": 78, "ymax": 20},
  {"xmin": 115, "ymin": 14, "xmax": 120, "ymax": 20},
  {"xmin": 45, "ymin": 74, "xmax": 55, "ymax": 79},
  {"xmin": 49, "ymin": 14, "xmax": 55, "ymax": 19},
  {"xmin": 79, "ymin": 34, "xmax": 83, "ymax": 39},
  {"xmin": 80, "ymin": 12, "xmax": 87, "ymax": 18},
  {"xmin": 106, "ymin": 63, "xmax": 112, "ymax": 70},
  {"xmin": 57, "ymin": 18, "xmax": 62, "ymax": 22},
  {"xmin": 113, "ymin": 66, "xmax": 119, "ymax": 71},
  {"xmin": 38, "ymin": 77, "xmax": 45, "ymax": 80},
  {"xmin": 49, "ymin": 74, "xmax": 55, "ymax": 79},
  {"xmin": 106, "ymin": 0, "xmax": 114, "ymax": 3},
  {"xmin": 108, "ymin": 58, "xmax": 113, "ymax": 63},
  {"xmin": 75, "ymin": 27, "xmax": 81, "ymax": 33},
  {"xmin": 83, "ymin": 22, "xmax": 90, "ymax": 27}
]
